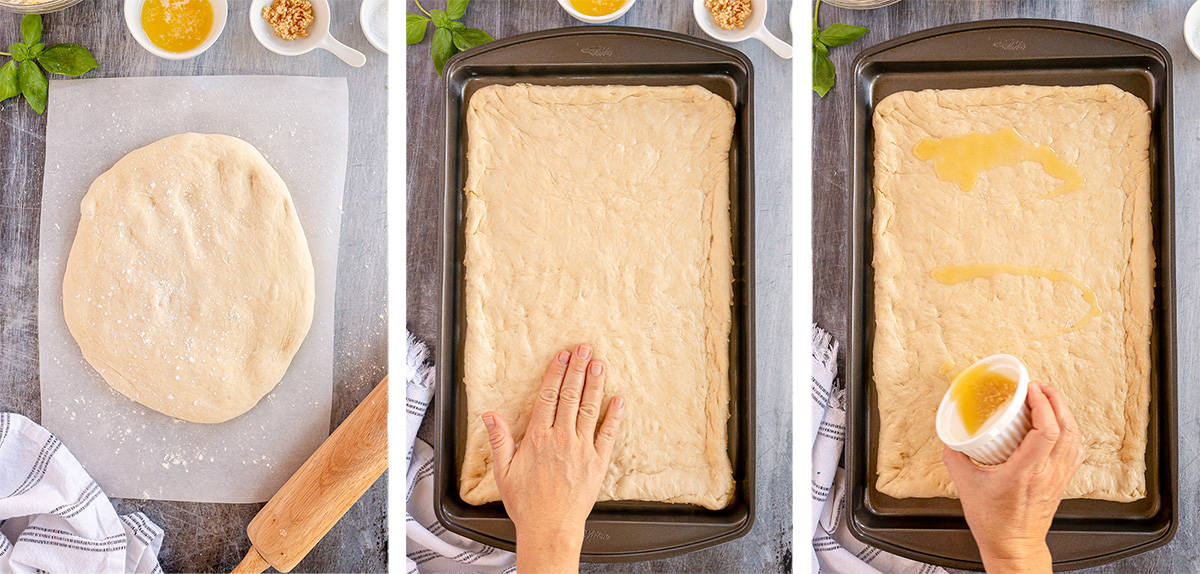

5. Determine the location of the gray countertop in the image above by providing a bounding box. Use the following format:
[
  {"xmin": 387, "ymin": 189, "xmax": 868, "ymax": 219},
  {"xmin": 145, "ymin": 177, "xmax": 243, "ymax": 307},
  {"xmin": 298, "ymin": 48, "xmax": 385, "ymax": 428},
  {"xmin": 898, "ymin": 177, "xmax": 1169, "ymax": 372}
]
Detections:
[
  {"xmin": 813, "ymin": 0, "xmax": 1198, "ymax": 571},
  {"xmin": 0, "ymin": 1, "xmax": 388, "ymax": 572},
  {"xmin": 405, "ymin": 0, "xmax": 793, "ymax": 571}
]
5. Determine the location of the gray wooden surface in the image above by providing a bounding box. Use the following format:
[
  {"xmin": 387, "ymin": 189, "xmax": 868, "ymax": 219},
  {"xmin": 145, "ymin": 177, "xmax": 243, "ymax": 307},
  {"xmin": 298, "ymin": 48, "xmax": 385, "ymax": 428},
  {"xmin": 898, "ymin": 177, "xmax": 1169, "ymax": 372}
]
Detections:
[
  {"xmin": 813, "ymin": 1, "xmax": 1198, "ymax": 571},
  {"xmin": 405, "ymin": 0, "xmax": 793, "ymax": 571},
  {"xmin": 0, "ymin": 1, "xmax": 388, "ymax": 572}
]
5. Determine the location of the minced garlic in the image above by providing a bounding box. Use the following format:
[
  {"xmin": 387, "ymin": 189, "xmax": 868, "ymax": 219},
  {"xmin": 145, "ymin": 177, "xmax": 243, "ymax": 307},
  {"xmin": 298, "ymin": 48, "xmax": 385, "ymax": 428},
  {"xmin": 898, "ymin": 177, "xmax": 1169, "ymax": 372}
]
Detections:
[
  {"xmin": 705, "ymin": 0, "xmax": 752, "ymax": 30},
  {"xmin": 262, "ymin": 0, "xmax": 315, "ymax": 41}
]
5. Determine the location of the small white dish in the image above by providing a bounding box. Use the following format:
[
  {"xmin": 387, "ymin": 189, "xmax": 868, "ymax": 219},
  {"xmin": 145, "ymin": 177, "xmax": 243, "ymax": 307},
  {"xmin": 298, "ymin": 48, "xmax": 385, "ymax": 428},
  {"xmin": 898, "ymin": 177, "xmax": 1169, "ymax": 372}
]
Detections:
[
  {"xmin": 693, "ymin": 0, "xmax": 792, "ymax": 59},
  {"xmin": 124, "ymin": 0, "xmax": 228, "ymax": 61},
  {"xmin": 250, "ymin": 0, "xmax": 366, "ymax": 67},
  {"xmin": 935, "ymin": 354, "xmax": 1032, "ymax": 465},
  {"xmin": 556, "ymin": 0, "xmax": 636, "ymax": 24},
  {"xmin": 1185, "ymin": 0, "xmax": 1200, "ymax": 61},
  {"xmin": 360, "ymin": 0, "xmax": 387, "ymax": 54}
]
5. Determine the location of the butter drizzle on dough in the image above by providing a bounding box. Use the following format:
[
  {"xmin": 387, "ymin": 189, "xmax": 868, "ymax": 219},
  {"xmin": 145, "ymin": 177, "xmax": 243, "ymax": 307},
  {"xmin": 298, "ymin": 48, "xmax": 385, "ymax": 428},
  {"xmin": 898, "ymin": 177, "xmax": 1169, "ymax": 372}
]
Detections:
[{"xmin": 871, "ymin": 84, "xmax": 1153, "ymax": 502}]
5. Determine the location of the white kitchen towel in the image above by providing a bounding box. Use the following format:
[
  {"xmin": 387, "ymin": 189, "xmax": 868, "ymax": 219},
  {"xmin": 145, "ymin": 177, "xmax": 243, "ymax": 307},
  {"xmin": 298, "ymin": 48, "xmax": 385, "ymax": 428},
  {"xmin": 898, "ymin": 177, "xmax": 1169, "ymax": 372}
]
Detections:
[
  {"xmin": 811, "ymin": 325, "xmax": 947, "ymax": 574},
  {"xmin": 406, "ymin": 332, "xmax": 436, "ymax": 469},
  {"xmin": 406, "ymin": 333, "xmax": 516, "ymax": 574},
  {"xmin": 0, "ymin": 412, "xmax": 163, "ymax": 574}
]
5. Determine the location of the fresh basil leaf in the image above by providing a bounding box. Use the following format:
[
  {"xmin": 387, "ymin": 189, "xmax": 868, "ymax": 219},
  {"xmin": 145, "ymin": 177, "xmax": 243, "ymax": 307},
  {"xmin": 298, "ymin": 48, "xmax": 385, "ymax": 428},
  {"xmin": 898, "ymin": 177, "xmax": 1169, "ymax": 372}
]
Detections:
[
  {"xmin": 37, "ymin": 43, "xmax": 98, "ymax": 76},
  {"xmin": 28, "ymin": 42, "xmax": 44, "ymax": 58},
  {"xmin": 813, "ymin": 50, "xmax": 835, "ymax": 97},
  {"xmin": 9, "ymin": 43, "xmax": 29, "ymax": 62},
  {"xmin": 429, "ymin": 8, "xmax": 449, "ymax": 29},
  {"xmin": 450, "ymin": 31, "xmax": 469, "ymax": 52},
  {"xmin": 446, "ymin": 0, "xmax": 469, "ymax": 20},
  {"xmin": 431, "ymin": 27, "xmax": 454, "ymax": 76},
  {"xmin": 452, "ymin": 27, "xmax": 492, "ymax": 52},
  {"xmin": 448, "ymin": 20, "xmax": 466, "ymax": 32},
  {"xmin": 20, "ymin": 14, "xmax": 41, "ymax": 46},
  {"xmin": 18, "ymin": 59, "xmax": 47, "ymax": 113},
  {"xmin": 406, "ymin": 14, "xmax": 430, "ymax": 44},
  {"xmin": 0, "ymin": 60, "xmax": 18, "ymax": 101},
  {"xmin": 818, "ymin": 23, "xmax": 868, "ymax": 47},
  {"xmin": 814, "ymin": 40, "xmax": 828, "ymax": 57}
]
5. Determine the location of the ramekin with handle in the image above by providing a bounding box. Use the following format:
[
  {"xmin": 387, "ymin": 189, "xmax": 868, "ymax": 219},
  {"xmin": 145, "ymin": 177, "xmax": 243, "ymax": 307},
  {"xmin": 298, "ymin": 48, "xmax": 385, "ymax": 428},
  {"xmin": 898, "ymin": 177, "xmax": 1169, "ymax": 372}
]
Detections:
[
  {"xmin": 693, "ymin": 0, "xmax": 792, "ymax": 59},
  {"xmin": 249, "ymin": 0, "xmax": 365, "ymax": 67}
]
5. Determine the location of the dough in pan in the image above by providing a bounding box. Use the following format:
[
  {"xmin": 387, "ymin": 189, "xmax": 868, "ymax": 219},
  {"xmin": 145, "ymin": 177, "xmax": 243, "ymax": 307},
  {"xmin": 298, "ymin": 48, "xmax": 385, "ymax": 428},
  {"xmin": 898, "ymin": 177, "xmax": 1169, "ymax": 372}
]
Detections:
[
  {"xmin": 459, "ymin": 84, "xmax": 736, "ymax": 509},
  {"xmin": 871, "ymin": 84, "xmax": 1153, "ymax": 502}
]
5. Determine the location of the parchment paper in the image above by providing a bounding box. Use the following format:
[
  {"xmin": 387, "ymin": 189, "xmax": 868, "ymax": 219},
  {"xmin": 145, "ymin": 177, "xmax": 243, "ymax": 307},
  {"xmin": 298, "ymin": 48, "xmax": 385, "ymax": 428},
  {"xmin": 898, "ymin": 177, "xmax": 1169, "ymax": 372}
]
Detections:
[{"xmin": 37, "ymin": 76, "xmax": 348, "ymax": 503}]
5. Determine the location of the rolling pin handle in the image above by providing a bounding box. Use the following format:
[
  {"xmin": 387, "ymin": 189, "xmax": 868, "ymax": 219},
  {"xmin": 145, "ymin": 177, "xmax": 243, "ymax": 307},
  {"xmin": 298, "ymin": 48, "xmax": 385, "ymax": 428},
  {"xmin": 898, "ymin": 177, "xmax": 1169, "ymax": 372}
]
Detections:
[{"xmin": 231, "ymin": 546, "xmax": 271, "ymax": 574}]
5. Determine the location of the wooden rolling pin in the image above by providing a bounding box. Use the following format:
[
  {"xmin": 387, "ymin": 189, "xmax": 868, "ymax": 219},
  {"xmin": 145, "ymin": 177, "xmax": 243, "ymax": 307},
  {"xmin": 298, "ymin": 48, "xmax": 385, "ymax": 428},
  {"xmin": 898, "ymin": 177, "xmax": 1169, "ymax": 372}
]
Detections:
[{"xmin": 232, "ymin": 377, "xmax": 388, "ymax": 573}]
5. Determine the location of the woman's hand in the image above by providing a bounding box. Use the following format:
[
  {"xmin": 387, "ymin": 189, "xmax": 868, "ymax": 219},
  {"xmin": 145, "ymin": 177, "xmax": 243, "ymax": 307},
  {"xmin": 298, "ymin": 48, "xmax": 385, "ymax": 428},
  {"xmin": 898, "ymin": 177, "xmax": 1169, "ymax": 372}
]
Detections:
[
  {"xmin": 482, "ymin": 343, "xmax": 625, "ymax": 574},
  {"xmin": 943, "ymin": 382, "xmax": 1084, "ymax": 574}
]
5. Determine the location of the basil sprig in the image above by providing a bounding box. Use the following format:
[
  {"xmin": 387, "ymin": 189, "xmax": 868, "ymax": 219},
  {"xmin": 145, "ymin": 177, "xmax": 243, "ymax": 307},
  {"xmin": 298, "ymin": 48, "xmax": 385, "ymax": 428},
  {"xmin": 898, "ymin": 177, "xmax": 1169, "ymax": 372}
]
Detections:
[
  {"xmin": 407, "ymin": 0, "xmax": 494, "ymax": 76},
  {"xmin": 1, "ymin": 14, "xmax": 98, "ymax": 114},
  {"xmin": 812, "ymin": 0, "xmax": 868, "ymax": 97}
]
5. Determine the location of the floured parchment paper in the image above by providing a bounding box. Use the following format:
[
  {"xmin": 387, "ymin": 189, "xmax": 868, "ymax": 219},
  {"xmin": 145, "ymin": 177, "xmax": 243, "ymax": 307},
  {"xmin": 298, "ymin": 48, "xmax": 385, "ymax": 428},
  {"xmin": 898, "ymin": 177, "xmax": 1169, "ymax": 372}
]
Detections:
[{"xmin": 37, "ymin": 75, "xmax": 348, "ymax": 503}]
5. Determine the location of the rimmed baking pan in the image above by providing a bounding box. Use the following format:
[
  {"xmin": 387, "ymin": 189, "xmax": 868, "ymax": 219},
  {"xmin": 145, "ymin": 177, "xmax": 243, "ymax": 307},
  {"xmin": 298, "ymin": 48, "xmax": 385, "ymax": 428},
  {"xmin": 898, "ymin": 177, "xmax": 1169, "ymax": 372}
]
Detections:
[
  {"xmin": 845, "ymin": 19, "xmax": 1176, "ymax": 571},
  {"xmin": 434, "ymin": 27, "xmax": 756, "ymax": 561}
]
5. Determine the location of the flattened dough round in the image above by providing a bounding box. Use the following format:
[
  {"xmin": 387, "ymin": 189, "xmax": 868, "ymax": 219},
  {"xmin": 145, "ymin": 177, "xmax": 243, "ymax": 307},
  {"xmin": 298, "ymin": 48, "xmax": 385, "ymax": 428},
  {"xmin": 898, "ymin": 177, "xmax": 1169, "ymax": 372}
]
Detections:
[{"xmin": 63, "ymin": 133, "xmax": 314, "ymax": 424}]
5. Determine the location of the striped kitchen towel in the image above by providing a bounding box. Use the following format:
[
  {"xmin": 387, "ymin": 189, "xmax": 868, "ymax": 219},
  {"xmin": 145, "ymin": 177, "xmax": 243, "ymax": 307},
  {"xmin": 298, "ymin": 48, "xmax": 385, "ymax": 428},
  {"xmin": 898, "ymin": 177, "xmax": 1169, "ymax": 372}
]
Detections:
[
  {"xmin": 0, "ymin": 412, "xmax": 163, "ymax": 574},
  {"xmin": 811, "ymin": 325, "xmax": 946, "ymax": 574},
  {"xmin": 406, "ymin": 332, "xmax": 516, "ymax": 574}
]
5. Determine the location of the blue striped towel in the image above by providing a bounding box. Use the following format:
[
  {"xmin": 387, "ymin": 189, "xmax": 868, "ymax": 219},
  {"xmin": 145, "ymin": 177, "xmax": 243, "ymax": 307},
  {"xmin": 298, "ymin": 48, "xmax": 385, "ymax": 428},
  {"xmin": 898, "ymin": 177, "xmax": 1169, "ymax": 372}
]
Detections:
[
  {"xmin": 811, "ymin": 325, "xmax": 946, "ymax": 574},
  {"xmin": 406, "ymin": 333, "xmax": 515, "ymax": 574},
  {"xmin": 0, "ymin": 412, "xmax": 163, "ymax": 573}
]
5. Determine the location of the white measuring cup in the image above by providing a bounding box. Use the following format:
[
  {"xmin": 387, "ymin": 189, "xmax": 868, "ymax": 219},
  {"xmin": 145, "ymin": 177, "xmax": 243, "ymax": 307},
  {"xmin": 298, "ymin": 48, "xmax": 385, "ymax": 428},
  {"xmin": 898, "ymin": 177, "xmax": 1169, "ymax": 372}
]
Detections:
[
  {"xmin": 693, "ymin": 0, "xmax": 793, "ymax": 59},
  {"xmin": 250, "ymin": 0, "xmax": 366, "ymax": 67}
]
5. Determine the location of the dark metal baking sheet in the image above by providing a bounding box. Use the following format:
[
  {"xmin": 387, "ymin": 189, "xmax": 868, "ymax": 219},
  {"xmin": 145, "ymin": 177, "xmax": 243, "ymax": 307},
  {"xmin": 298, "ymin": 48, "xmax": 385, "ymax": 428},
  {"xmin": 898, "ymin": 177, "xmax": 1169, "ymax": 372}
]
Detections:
[
  {"xmin": 845, "ymin": 19, "xmax": 1176, "ymax": 571},
  {"xmin": 434, "ymin": 27, "xmax": 756, "ymax": 562}
]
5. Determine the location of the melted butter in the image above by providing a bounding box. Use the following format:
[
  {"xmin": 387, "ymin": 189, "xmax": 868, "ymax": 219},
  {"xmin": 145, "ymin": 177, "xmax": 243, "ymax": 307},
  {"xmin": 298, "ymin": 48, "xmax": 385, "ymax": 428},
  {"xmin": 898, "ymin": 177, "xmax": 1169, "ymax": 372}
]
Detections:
[
  {"xmin": 913, "ymin": 128, "xmax": 1083, "ymax": 199},
  {"xmin": 141, "ymin": 0, "xmax": 213, "ymax": 53},
  {"xmin": 570, "ymin": 0, "xmax": 626, "ymax": 16},
  {"xmin": 931, "ymin": 264, "xmax": 1101, "ymax": 337},
  {"xmin": 938, "ymin": 361, "xmax": 956, "ymax": 377},
  {"xmin": 950, "ymin": 365, "xmax": 1017, "ymax": 435}
]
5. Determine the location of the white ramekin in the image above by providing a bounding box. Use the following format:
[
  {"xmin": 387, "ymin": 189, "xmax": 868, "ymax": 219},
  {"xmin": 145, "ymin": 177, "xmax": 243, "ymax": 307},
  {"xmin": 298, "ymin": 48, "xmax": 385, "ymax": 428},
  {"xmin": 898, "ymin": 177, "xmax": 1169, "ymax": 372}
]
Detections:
[
  {"xmin": 936, "ymin": 354, "xmax": 1032, "ymax": 465},
  {"xmin": 124, "ymin": 0, "xmax": 228, "ymax": 61},
  {"xmin": 360, "ymin": 0, "xmax": 387, "ymax": 54},
  {"xmin": 1185, "ymin": 0, "xmax": 1200, "ymax": 61},
  {"xmin": 555, "ymin": 0, "xmax": 636, "ymax": 24}
]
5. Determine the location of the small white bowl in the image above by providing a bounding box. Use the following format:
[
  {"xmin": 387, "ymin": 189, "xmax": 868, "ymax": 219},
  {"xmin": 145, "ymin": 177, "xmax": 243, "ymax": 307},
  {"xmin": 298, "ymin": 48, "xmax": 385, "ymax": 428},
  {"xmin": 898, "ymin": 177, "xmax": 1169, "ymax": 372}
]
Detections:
[
  {"xmin": 1185, "ymin": 0, "xmax": 1200, "ymax": 61},
  {"xmin": 556, "ymin": 0, "xmax": 636, "ymax": 24},
  {"xmin": 360, "ymin": 0, "xmax": 387, "ymax": 54},
  {"xmin": 124, "ymin": 0, "xmax": 228, "ymax": 60},
  {"xmin": 693, "ymin": 0, "xmax": 792, "ymax": 59},
  {"xmin": 936, "ymin": 354, "xmax": 1032, "ymax": 465},
  {"xmin": 250, "ymin": 0, "xmax": 366, "ymax": 67}
]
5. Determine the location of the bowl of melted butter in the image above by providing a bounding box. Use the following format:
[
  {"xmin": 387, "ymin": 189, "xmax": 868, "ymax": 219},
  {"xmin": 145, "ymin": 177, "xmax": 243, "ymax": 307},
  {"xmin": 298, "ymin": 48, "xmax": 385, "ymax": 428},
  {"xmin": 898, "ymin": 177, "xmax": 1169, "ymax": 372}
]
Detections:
[
  {"xmin": 556, "ymin": 0, "xmax": 635, "ymax": 23},
  {"xmin": 936, "ymin": 354, "xmax": 1033, "ymax": 465},
  {"xmin": 125, "ymin": 0, "xmax": 227, "ymax": 60}
]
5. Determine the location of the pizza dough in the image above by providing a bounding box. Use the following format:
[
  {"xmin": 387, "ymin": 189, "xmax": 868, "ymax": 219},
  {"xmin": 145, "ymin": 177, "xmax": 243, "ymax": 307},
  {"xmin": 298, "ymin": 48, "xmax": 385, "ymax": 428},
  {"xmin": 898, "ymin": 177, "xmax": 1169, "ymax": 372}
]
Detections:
[
  {"xmin": 459, "ymin": 84, "xmax": 735, "ymax": 509},
  {"xmin": 62, "ymin": 133, "xmax": 314, "ymax": 424},
  {"xmin": 871, "ymin": 84, "xmax": 1153, "ymax": 502}
]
